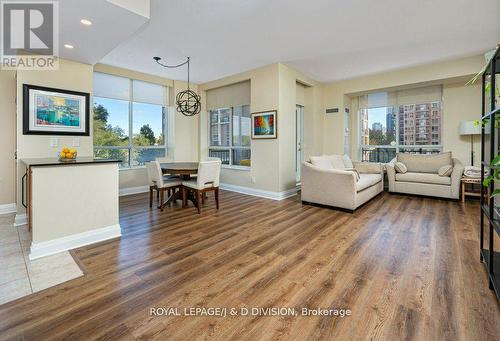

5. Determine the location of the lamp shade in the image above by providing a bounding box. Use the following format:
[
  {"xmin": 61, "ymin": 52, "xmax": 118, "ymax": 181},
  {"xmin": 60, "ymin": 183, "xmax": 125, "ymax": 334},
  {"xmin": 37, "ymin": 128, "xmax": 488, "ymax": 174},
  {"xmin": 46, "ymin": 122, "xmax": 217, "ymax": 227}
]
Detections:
[{"xmin": 459, "ymin": 121, "xmax": 481, "ymax": 135}]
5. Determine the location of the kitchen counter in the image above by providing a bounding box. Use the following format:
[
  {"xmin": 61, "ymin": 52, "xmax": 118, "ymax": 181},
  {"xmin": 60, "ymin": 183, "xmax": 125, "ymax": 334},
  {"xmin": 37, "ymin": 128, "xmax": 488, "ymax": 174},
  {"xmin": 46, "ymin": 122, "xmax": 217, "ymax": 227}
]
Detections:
[
  {"xmin": 20, "ymin": 157, "xmax": 121, "ymax": 259},
  {"xmin": 21, "ymin": 157, "xmax": 121, "ymax": 167}
]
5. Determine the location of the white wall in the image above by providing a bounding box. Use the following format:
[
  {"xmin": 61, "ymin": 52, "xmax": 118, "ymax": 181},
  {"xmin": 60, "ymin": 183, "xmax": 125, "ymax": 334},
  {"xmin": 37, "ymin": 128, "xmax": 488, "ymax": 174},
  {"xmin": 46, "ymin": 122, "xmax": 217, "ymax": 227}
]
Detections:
[
  {"xmin": 442, "ymin": 82, "xmax": 482, "ymax": 166},
  {"xmin": 199, "ymin": 63, "xmax": 323, "ymax": 194},
  {"xmin": 0, "ymin": 70, "xmax": 17, "ymax": 206},
  {"xmin": 16, "ymin": 59, "xmax": 94, "ymax": 212},
  {"xmin": 200, "ymin": 64, "xmax": 281, "ymax": 192}
]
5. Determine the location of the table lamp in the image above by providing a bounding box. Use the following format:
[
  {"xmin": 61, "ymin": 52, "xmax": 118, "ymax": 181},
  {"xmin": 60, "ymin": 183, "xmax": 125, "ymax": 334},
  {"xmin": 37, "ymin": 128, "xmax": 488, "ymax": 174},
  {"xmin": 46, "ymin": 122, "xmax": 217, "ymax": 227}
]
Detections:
[{"xmin": 459, "ymin": 121, "xmax": 481, "ymax": 166}]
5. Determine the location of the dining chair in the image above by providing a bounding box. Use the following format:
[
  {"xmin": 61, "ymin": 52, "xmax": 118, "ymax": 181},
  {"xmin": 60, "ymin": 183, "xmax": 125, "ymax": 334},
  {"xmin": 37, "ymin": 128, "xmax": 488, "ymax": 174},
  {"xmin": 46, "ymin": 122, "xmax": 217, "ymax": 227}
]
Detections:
[
  {"xmin": 182, "ymin": 160, "xmax": 221, "ymax": 214},
  {"xmin": 146, "ymin": 161, "xmax": 182, "ymax": 211}
]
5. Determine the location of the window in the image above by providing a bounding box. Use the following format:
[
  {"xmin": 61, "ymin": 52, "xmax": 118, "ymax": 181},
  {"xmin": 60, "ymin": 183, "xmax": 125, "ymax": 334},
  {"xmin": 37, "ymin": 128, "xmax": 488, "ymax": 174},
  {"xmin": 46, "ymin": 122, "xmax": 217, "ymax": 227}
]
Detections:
[
  {"xmin": 93, "ymin": 73, "xmax": 168, "ymax": 167},
  {"xmin": 209, "ymin": 105, "xmax": 251, "ymax": 167},
  {"xmin": 359, "ymin": 87, "xmax": 443, "ymax": 162}
]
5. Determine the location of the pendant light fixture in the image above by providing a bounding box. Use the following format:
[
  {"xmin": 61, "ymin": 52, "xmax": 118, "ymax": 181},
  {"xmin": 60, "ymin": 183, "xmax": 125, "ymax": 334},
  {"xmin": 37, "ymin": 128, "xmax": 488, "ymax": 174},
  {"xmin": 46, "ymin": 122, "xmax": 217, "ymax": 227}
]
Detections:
[{"xmin": 153, "ymin": 56, "xmax": 201, "ymax": 117}]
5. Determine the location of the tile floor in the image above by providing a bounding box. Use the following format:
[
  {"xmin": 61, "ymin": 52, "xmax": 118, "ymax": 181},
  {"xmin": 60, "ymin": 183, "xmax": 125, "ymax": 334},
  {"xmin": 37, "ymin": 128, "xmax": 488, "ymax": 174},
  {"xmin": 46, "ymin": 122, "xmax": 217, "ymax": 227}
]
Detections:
[{"xmin": 0, "ymin": 213, "xmax": 84, "ymax": 305}]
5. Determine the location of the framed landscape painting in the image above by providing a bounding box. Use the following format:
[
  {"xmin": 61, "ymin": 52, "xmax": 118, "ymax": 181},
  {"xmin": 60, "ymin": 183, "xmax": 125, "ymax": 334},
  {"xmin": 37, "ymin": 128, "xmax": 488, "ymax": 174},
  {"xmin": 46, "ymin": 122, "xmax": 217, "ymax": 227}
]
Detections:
[
  {"xmin": 23, "ymin": 84, "xmax": 90, "ymax": 136},
  {"xmin": 251, "ymin": 110, "xmax": 277, "ymax": 139}
]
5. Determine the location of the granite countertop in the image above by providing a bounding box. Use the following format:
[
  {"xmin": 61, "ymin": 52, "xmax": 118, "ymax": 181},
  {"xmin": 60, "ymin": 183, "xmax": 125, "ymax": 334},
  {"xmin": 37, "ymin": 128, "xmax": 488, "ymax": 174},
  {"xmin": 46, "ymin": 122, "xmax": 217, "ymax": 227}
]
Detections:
[{"xmin": 21, "ymin": 157, "xmax": 122, "ymax": 167}]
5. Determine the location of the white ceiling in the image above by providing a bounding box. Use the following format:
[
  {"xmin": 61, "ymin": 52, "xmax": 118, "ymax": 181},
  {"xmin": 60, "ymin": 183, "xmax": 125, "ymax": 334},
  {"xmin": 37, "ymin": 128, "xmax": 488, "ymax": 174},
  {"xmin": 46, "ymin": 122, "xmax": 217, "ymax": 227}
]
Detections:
[
  {"xmin": 97, "ymin": 0, "xmax": 500, "ymax": 84},
  {"xmin": 57, "ymin": 0, "xmax": 148, "ymax": 65}
]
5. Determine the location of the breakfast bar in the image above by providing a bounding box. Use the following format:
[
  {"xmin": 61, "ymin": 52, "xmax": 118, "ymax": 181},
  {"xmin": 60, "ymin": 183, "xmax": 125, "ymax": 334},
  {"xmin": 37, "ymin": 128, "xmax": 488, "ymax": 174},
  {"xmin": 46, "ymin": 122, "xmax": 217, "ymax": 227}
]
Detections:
[{"xmin": 21, "ymin": 157, "xmax": 122, "ymax": 260}]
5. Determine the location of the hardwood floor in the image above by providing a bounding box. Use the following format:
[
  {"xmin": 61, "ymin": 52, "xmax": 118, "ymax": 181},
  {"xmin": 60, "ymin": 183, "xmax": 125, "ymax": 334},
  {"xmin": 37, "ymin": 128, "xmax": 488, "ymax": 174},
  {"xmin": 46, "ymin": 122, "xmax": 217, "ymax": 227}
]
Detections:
[{"xmin": 0, "ymin": 190, "xmax": 498, "ymax": 340}]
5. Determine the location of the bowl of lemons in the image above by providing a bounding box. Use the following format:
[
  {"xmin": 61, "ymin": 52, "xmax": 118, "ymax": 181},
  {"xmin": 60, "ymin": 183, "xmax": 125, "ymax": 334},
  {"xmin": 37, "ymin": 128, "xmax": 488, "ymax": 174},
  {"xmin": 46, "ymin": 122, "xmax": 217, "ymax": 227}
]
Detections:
[{"xmin": 59, "ymin": 147, "xmax": 77, "ymax": 162}]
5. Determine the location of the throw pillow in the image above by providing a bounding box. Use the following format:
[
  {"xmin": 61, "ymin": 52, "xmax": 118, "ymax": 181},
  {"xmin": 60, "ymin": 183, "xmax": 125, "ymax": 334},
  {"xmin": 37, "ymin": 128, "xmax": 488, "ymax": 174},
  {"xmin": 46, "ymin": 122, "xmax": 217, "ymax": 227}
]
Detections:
[
  {"xmin": 438, "ymin": 164, "xmax": 453, "ymax": 177},
  {"xmin": 343, "ymin": 154, "xmax": 354, "ymax": 169},
  {"xmin": 327, "ymin": 155, "xmax": 346, "ymax": 170},
  {"xmin": 394, "ymin": 162, "xmax": 407, "ymax": 174},
  {"xmin": 345, "ymin": 168, "xmax": 360, "ymax": 181},
  {"xmin": 310, "ymin": 156, "xmax": 333, "ymax": 169}
]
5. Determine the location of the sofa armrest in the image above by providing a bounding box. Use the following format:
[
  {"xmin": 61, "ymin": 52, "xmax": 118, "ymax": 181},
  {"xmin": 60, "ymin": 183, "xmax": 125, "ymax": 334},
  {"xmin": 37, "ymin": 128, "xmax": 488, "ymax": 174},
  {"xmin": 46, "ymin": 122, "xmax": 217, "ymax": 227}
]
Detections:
[
  {"xmin": 450, "ymin": 158, "xmax": 464, "ymax": 198},
  {"xmin": 386, "ymin": 159, "xmax": 396, "ymax": 192},
  {"xmin": 353, "ymin": 161, "xmax": 382, "ymax": 174},
  {"xmin": 301, "ymin": 162, "xmax": 357, "ymax": 209}
]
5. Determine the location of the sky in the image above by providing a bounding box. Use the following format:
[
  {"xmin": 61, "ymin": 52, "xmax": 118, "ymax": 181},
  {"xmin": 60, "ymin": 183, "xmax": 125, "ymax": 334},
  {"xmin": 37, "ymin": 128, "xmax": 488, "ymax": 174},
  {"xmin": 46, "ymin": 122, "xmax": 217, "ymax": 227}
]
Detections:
[
  {"xmin": 94, "ymin": 97, "xmax": 164, "ymax": 137},
  {"xmin": 367, "ymin": 107, "xmax": 388, "ymax": 128}
]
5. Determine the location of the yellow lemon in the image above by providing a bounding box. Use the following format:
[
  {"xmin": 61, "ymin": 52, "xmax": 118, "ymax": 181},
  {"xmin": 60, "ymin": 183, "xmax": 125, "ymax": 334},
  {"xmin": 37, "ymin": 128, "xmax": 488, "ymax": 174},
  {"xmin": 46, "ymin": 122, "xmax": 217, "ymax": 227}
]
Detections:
[
  {"xmin": 69, "ymin": 148, "xmax": 76, "ymax": 154},
  {"xmin": 62, "ymin": 147, "xmax": 69, "ymax": 153},
  {"xmin": 60, "ymin": 151, "xmax": 66, "ymax": 158}
]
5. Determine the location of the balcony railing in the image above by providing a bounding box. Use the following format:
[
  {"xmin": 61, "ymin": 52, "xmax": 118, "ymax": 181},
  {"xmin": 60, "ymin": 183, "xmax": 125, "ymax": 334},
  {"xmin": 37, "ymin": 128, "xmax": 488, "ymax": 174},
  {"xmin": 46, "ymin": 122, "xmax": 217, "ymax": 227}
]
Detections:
[
  {"xmin": 209, "ymin": 149, "xmax": 230, "ymax": 164},
  {"xmin": 361, "ymin": 146, "xmax": 442, "ymax": 163}
]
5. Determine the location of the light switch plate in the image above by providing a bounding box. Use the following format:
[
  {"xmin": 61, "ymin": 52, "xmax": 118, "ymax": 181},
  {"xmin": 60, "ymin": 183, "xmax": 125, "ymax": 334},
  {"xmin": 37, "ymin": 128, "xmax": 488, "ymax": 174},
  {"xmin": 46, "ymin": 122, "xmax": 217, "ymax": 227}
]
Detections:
[
  {"xmin": 72, "ymin": 137, "xmax": 80, "ymax": 147},
  {"xmin": 50, "ymin": 137, "xmax": 58, "ymax": 147}
]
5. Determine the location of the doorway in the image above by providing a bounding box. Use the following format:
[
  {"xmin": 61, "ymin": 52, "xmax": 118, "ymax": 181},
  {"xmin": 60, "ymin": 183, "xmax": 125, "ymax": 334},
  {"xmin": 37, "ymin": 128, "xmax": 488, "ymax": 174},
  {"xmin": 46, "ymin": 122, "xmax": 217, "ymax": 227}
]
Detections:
[{"xmin": 296, "ymin": 105, "xmax": 304, "ymax": 184}]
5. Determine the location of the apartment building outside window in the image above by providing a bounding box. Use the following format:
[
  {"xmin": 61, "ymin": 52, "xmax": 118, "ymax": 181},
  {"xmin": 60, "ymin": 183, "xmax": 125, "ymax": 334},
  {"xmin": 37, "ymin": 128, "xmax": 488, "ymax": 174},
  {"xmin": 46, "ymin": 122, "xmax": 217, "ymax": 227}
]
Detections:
[
  {"xmin": 358, "ymin": 86, "xmax": 443, "ymax": 162},
  {"xmin": 209, "ymin": 105, "xmax": 251, "ymax": 167}
]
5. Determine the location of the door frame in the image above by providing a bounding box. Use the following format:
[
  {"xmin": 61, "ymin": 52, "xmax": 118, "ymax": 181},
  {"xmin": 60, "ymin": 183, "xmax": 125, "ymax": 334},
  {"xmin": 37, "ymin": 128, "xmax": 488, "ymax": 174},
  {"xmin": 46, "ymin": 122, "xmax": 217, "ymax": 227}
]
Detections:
[{"xmin": 296, "ymin": 104, "xmax": 304, "ymax": 183}]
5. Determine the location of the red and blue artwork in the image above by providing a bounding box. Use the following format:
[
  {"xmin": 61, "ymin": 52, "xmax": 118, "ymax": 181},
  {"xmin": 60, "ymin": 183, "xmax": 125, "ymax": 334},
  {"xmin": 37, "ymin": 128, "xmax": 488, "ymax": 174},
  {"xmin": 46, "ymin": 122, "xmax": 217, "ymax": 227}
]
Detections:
[{"xmin": 252, "ymin": 111, "xmax": 276, "ymax": 139}]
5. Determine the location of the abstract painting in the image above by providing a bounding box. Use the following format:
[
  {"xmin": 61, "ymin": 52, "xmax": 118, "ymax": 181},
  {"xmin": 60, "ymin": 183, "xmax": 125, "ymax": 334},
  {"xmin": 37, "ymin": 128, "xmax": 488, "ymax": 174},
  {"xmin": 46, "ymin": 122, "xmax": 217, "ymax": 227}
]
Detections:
[
  {"xmin": 251, "ymin": 110, "xmax": 277, "ymax": 139},
  {"xmin": 23, "ymin": 84, "xmax": 90, "ymax": 135}
]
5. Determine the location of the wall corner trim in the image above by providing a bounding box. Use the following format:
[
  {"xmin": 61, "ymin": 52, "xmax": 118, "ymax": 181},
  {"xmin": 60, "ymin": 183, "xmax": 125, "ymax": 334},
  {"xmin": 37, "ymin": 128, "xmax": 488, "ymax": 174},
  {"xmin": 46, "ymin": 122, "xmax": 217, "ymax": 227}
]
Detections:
[
  {"xmin": 219, "ymin": 183, "xmax": 297, "ymax": 201},
  {"xmin": 0, "ymin": 203, "xmax": 16, "ymax": 215},
  {"xmin": 29, "ymin": 224, "xmax": 122, "ymax": 260}
]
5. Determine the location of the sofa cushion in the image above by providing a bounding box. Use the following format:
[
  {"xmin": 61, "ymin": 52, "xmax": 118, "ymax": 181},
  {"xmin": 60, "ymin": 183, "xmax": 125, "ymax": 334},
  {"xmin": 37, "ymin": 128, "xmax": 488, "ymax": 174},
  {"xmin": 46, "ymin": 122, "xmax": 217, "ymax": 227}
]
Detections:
[
  {"xmin": 343, "ymin": 154, "xmax": 354, "ymax": 169},
  {"xmin": 326, "ymin": 155, "xmax": 346, "ymax": 169},
  {"xmin": 395, "ymin": 172, "xmax": 451, "ymax": 185},
  {"xmin": 438, "ymin": 164, "xmax": 453, "ymax": 177},
  {"xmin": 397, "ymin": 152, "xmax": 451, "ymax": 173},
  {"xmin": 356, "ymin": 173, "xmax": 382, "ymax": 192},
  {"xmin": 394, "ymin": 162, "xmax": 407, "ymax": 173},
  {"xmin": 310, "ymin": 156, "xmax": 333, "ymax": 169}
]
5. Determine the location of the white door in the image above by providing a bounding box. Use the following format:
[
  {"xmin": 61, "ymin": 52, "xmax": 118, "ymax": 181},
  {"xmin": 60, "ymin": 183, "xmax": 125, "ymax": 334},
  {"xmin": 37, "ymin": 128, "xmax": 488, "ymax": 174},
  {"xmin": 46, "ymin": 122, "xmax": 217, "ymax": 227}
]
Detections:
[{"xmin": 296, "ymin": 105, "xmax": 304, "ymax": 183}]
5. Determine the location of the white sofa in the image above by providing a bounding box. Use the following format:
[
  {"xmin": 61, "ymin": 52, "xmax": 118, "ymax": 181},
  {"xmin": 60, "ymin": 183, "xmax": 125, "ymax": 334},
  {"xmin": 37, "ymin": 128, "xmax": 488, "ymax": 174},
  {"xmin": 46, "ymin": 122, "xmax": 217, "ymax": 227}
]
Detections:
[
  {"xmin": 386, "ymin": 152, "xmax": 463, "ymax": 199},
  {"xmin": 301, "ymin": 154, "xmax": 383, "ymax": 211}
]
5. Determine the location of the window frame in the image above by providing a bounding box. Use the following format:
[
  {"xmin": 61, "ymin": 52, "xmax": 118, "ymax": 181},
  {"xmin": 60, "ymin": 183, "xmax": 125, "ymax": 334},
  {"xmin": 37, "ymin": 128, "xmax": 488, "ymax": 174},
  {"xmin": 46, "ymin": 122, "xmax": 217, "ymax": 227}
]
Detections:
[
  {"xmin": 358, "ymin": 100, "xmax": 443, "ymax": 161},
  {"xmin": 93, "ymin": 75, "xmax": 168, "ymax": 169},
  {"xmin": 208, "ymin": 105, "xmax": 251, "ymax": 169}
]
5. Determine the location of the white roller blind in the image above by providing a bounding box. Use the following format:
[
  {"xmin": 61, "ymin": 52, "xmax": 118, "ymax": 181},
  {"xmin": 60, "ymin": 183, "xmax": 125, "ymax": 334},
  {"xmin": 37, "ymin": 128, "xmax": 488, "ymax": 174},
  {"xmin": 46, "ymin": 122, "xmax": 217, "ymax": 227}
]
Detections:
[
  {"xmin": 206, "ymin": 81, "xmax": 250, "ymax": 110},
  {"xmin": 396, "ymin": 85, "xmax": 442, "ymax": 105},
  {"xmin": 358, "ymin": 85, "xmax": 442, "ymax": 108},
  {"xmin": 93, "ymin": 72, "xmax": 130, "ymax": 100},
  {"xmin": 358, "ymin": 91, "xmax": 397, "ymax": 109},
  {"xmin": 133, "ymin": 80, "xmax": 166, "ymax": 106}
]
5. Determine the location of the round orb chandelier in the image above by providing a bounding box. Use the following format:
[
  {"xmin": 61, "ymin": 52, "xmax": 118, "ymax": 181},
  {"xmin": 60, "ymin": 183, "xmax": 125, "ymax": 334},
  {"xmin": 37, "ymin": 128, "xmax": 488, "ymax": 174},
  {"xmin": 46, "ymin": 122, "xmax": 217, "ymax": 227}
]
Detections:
[{"xmin": 153, "ymin": 56, "xmax": 201, "ymax": 117}]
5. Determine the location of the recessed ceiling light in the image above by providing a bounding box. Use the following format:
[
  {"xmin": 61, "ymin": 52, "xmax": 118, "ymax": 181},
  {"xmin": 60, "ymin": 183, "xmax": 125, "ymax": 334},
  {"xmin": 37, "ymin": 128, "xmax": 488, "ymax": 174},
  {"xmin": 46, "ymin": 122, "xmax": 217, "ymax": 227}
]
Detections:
[
  {"xmin": 80, "ymin": 19, "xmax": 92, "ymax": 26},
  {"xmin": 64, "ymin": 44, "xmax": 74, "ymax": 49}
]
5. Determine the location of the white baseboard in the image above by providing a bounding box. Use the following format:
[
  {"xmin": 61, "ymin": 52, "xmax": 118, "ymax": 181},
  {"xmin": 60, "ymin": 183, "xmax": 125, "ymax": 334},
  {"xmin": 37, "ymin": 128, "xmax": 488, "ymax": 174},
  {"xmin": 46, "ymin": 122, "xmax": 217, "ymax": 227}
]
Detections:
[
  {"xmin": 0, "ymin": 203, "xmax": 16, "ymax": 215},
  {"xmin": 220, "ymin": 183, "xmax": 297, "ymax": 201},
  {"xmin": 14, "ymin": 213, "xmax": 27, "ymax": 226},
  {"xmin": 29, "ymin": 224, "xmax": 122, "ymax": 260},
  {"xmin": 119, "ymin": 185, "xmax": 149, "ymax": 196}
]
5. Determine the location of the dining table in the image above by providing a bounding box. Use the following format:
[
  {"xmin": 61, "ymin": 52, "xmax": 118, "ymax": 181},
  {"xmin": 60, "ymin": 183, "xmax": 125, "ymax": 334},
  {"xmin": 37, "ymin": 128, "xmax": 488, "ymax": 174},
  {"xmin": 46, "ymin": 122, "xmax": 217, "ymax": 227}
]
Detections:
[
  {"xmin": 159, "ymin": 161, "xmax": 199, "ymax": 208},
  {"xmin": 160, "ymin": 162, "xmax": 199, "ymax": 180}
]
